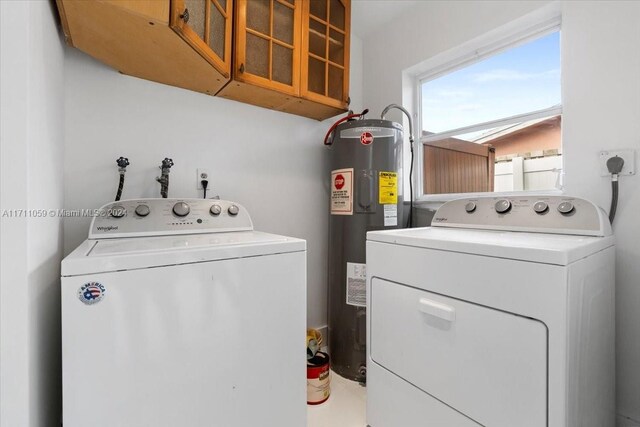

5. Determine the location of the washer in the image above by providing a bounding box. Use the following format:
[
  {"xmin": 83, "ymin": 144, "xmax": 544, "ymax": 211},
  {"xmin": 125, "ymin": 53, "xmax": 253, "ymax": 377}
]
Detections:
[
  {"xmin": 366, "ymin": 196, "xmax": 615, "ymax": 427},
  {"xmin": 62, "ymin": 198, "xmax": 306, "ymax": 427}
]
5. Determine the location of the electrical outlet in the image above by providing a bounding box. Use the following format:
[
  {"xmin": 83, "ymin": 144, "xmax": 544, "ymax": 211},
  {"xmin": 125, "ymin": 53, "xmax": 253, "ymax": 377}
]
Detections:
[
  {"xmin": 599, "ymin": 149, "xmax": 635, "ymax": 177},
  {"xmin": 197, "ymin": 168, "xmax": 210, "ymax": 190}
]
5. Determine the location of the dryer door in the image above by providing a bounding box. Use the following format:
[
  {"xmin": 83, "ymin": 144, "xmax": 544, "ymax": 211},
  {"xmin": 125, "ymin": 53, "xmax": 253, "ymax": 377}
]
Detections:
[{"xmin": 370, "ymin": 278, "xmax": 547, "ymax": 427}]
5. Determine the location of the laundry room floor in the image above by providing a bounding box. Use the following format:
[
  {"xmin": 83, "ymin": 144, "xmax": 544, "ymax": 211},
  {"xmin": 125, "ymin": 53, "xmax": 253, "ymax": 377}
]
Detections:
[{"xmin": 307, "ymin": 371, "xmax": 367, "ymax": 427}]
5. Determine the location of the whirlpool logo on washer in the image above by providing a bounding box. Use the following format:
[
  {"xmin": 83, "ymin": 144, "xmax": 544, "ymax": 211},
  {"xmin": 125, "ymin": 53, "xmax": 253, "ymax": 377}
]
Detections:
[
  {"xmin": 433, "ymin": 217, "xmax": 448, "ymax": 222},
  {"xmin": 78, "ymin": 282, "xmax": 106, "ymax": 305}
]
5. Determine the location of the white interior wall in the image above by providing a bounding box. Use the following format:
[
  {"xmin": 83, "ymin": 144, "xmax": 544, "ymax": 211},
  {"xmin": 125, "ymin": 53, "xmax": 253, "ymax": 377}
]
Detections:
[
  {"xmin": 0, "ymin": 1, "xmax": 65, "ymax": 426},
  {"xmin": 361, "ymin": 1, "xmax": 640, "ymax": 422},
  {"xmin": 63, "ymin": 35, "xmax": 363, "ymax": 330}
]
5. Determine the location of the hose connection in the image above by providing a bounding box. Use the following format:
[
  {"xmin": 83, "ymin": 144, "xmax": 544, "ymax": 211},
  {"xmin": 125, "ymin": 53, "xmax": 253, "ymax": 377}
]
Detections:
[
  {"xmin": 156, "ymin": 157, "xmax": 174, "ymax": 199},
  {"xmin": 114, "ymin": 156, "xmax": 130, "ymax": 202}
]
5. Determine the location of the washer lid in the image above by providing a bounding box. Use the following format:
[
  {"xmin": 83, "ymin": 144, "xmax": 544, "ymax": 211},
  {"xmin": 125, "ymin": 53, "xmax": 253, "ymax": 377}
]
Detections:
[
  {"xmin": 62, "ymin": 231, "xmax": 305, "ymax": 276},
  {"xmin": 367, "ymin": 227, "xmax": 614, "ymax": 265}
]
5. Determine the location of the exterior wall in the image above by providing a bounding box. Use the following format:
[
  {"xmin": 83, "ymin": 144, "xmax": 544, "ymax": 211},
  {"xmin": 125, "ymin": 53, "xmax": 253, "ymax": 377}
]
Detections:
[{"xmin": 487, "ymin": 117, "xmax": 561, "ymax": 157}]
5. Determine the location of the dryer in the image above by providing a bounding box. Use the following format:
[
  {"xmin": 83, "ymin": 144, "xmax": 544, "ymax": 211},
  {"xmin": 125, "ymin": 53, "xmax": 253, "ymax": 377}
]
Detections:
[
  {"xmin": 62, "ymin": 198, "xmax": 306, "ymax": 427},
  {"xmin": 366, "ymin": 196, "xmax": 615, "ymax": 427}
]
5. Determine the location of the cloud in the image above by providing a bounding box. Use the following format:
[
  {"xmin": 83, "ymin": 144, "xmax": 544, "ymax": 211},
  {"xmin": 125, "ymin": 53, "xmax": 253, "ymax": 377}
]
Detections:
[{"xmin": 473, "ymin": 68, "xmax": 559, "ymax": 83}]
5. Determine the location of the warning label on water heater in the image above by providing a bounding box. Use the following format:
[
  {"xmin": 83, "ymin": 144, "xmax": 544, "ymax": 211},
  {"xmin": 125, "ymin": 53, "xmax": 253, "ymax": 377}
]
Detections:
[
  {"xmin": 346, "ymin": 262, "xmax": 366, "ymax": 307},
  {"xmin": 378, "ymin": 171, "xmax": 398, "ymax": 204},
  {"xmin": 331, "ymin": 168, "xmax": 354, "ymax": 215}
]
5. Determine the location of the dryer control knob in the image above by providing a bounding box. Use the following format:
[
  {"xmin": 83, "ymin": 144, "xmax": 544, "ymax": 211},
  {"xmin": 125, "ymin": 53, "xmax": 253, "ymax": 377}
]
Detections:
[
  {"xmin": 135, "ymin": 204, "xmax": 150, "ymax": 217},
  {"xmin": 110, "ymin": 205, "xmax": 126, "ymax": 218},
  {"xmin": 533, "ymin": 201, "xmax": 549, "ymax": 214},
  {"xmin": 172, "ymin": 202, "xmax": 190, "ymax": 217},
  {"xmin": 495, "ymin": 199, "xmax": 512, "ymax": 214},
  {"xmin": 464, "ymin": 202, "xmax": 477, "ymax": 213},
  {"xmin": 557, "ymin": 201, "xmax": 575, "ymax": 215},
  {"xmin": 210, "ymin": 204, "xmax": 222, "ymax": 216},
  {"xmin": 228, "ymin": 205, "xmax": 239, "ymax": 216}
]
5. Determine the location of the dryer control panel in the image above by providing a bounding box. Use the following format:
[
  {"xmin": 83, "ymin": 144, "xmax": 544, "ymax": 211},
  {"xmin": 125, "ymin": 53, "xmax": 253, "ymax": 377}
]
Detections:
[
  {"xmin": 432, "ymin": 196, "xmax": 612, "ymax": 236},
  {"xmin": 88, "ymin": 199, "xmax": 253, "ymax": 239}
]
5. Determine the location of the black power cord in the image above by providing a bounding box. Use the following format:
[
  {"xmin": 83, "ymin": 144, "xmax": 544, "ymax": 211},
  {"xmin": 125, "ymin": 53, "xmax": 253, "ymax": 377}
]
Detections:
[
  {"xmin": 201, "ymin": 179, "xmax": 209, "ymax": 199},
  {"xmin": 606, "ymin": 155, "xmax": 624, "ymax": 224}
]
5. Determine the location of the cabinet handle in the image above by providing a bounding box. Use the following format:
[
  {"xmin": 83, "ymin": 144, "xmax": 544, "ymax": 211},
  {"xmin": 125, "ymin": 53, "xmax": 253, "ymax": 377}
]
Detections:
[
  {"xmin": 347, "ymin": 96, "xmax": 351, "ymax": 105},
  {"xmin": 239, "ymin": 63, "xmax": 245, "ymax": 73},
  {"xmin": 418, "ymin": 298, "xmax": 456, "ymax": 322},
  {"xmin": 180, "ymin": 8, "xmax": 189, "ymax": 23}
]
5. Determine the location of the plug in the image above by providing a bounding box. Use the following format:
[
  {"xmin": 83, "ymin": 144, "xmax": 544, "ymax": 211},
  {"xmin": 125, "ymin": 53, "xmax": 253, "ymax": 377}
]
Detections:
[
  {"xmin": 201, "ymin": 179, "xmax": 209, "ymax": 199},
  {"xmin": 607, "ymin": 156, "xmax": 624, "ymax": 175}
]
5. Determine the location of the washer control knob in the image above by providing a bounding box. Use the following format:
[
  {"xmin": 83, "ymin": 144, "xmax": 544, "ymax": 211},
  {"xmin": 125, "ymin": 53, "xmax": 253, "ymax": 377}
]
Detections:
[
  {"xmin": 210, "ymin": 204, "xmax": 222, "ymax": 216},
  {"xmin": 228, "ymin": 205, "xmax": 239, "ymax": 216},
  {"xmin": 464, "ymin": 202, "xmax": 477, "ymax": 213},
  {"xmin": 135, "ymin": 204, "xmax": 150, "ymax": 217},
  {"xmin": 557, "ymin": 201, "xmax": 575, "ymax": 215},
  {"xmin": 533, "ymin": 201, "xmax": 549, "ymax": 214},
  {"xmin": 494, "ymin": 199, "xmax": 512, "ymax": 214},
  {"xmin": 110, "ymin": 205, "xmax": 126, "ymax": 218},
  {"xmin": 172, "ymin": 202, "xmax": 190, "ymax": 217}
]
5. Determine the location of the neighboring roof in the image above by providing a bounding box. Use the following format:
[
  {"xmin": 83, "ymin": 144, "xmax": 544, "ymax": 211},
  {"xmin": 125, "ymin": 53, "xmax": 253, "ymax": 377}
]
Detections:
[{"xmin": 474, "ymin": 115, "xmax": 561, "ymax": 145}]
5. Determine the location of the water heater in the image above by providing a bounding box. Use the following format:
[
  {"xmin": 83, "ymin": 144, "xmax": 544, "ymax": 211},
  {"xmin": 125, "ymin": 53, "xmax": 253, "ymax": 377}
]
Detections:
[{"xmin": 327, "ymin": 117, "xmax": 405, "ymax": 382}]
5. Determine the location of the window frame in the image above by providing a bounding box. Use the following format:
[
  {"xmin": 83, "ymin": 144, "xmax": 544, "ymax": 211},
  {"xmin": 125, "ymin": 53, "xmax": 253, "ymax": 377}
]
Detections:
[{"xmin": 411, "ymin": 16, "xmax": 563, "ymax": 202}]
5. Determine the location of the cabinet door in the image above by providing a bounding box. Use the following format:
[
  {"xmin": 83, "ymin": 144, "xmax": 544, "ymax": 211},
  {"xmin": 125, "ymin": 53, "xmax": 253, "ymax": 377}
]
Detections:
[
  {"xmin": 301, "ymin": 0, "xmax": 350, "ymax": 108},
  {"xmin": 171, "ymin": 0, "xmax": 233, "ymax": 78},
  {"xmin": 235, "ymin": 0, "xmax": 302, "ymax": 95}
]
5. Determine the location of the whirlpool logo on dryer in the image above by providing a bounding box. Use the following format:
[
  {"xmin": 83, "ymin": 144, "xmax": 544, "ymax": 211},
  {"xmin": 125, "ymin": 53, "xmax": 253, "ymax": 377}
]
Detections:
[{"xmin": 78, "ymin": 282, "xmax": 106, "ymax": 305}]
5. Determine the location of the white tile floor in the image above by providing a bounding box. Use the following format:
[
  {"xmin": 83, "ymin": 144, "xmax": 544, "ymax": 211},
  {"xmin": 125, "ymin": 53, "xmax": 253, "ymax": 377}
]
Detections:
[{"xmin": 307, "ymin": 371, "xmax": 367, "ymax": 427}]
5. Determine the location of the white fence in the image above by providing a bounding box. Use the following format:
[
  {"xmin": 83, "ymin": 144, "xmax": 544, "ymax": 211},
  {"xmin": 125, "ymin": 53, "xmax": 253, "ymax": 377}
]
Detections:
[{"xmin": 494, "ymin": 155, "xmax": 562, "ymax": 192}]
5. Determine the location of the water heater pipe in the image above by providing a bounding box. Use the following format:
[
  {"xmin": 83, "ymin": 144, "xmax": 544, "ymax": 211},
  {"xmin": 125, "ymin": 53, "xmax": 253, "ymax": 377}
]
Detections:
[
  {"xmin": 381, "ymin": 104, "xmax": 415, "ymax": 228},
  {"xmin": 323, "ymin": 109, "xmax": 369, "ymax": 146}
]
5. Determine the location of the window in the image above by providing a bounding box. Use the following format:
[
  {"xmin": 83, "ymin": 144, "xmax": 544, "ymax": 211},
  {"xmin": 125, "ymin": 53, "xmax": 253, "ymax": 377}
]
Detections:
[{"xmin": 418, "ymin": 30, "xmax": 561, "ymax": 196}]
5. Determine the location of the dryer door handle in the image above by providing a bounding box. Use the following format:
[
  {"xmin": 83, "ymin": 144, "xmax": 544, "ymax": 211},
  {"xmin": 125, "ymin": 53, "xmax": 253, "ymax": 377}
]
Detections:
[{"xmin": 418, "ymin": 298, "xmax": 456, "ymax": 322}]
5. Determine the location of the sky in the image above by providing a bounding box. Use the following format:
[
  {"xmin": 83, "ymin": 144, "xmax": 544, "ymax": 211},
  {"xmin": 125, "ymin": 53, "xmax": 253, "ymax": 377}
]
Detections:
[{"xmin": 421, "ymin": 31, "xmax": 561, "ymax": 136}]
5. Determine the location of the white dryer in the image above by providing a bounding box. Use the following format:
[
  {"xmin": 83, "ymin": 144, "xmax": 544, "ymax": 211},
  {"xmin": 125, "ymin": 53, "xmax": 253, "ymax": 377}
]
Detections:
[
  {"xmin": 366, "ymin": 196, "xmax": 615, "ymax": 427},
  {"xmin": 62, "ymin": 198, "xmax": 306, "ymax": 427}
]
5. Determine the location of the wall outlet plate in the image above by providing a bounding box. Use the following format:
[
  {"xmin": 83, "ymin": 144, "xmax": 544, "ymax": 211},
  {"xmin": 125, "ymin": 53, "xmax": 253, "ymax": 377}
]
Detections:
[
  {"xmin": 197, "ymin": 168, "xmax": 210, "ymax": 190},
  {"xmin": 599, "ymin": 149, "xmax": 635, "ymax": 177}
]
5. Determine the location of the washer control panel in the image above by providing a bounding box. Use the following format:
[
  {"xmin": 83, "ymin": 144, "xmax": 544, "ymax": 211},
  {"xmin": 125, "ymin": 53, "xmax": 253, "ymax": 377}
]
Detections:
[
  {"xmin": 89, "ymin": 198, "xmax": 253, "ymax": 239},
  {"xmin": 432, "ymin": 196, "xmax": 611, "ymax": 236}
]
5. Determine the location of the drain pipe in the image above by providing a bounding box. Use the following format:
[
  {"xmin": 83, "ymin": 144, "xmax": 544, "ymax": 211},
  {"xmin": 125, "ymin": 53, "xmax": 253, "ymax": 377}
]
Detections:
[
  {"xmin": 381, "ymin": 104, "xmax": 415, "ymax": 228},
  {"xmin": 114, "ymin": 157, "xmax": 130, "ymax": 202},
  {"xmin": 156, "ymin": 158, "xmax": 174, "ymax": 198}
]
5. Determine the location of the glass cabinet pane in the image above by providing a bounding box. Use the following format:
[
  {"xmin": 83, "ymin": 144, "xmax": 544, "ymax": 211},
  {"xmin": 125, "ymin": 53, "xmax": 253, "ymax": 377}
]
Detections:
[
  {"xmin": 308, "ymin": 56, "xmax": 326, "ymax": 95},
  {"xmin": 272, "ymin": 44, "xmax": 293, "ymax": 85},
  {"xmin": 246, "ymin": 0, "xmax": 270, "ymax": 35},
  {"xmin": 309, "ymin": 18, "xmax": 326, "ymax": 58},
  {"xmin": 309, "ymin": 0, "xmax": 327, "ymax": 20},
  {"xmin": 246, "ymin": 33, "xmax": 269, "ymax": 78},
  {"xmin": 329, "ymin": 0, "xmax": 345, "ymax": 29},
  {"xmin": 328, "ymin": 64, "xmax": 343, "ymax": 100},
  {"xmin": 328, "ymin": 28, "xmax": 344, "ymax": 65},
  {"xmin": 209, "ymin": 0, "xmax": 225, "ymax": 59},
  {"xmin": 273, "ymin": 1, "xmax": 294, "ymax": 45},
  {"xmin": 185, "ymin": 0, "xmax": 206, "ymax": 39}
]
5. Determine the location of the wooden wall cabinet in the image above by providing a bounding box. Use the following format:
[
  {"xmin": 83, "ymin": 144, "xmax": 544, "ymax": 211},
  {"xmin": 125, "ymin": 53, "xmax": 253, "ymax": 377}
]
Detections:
[
  {"xmin": 219, "ymin": 0, "xmax": 350, "ymax": 120},
  {"xmin": 56, "ymin": 0, "xmax": 350, "ymax": 120},
  {"xmin": 57, "ymin": 0, "xmax": 232, "ymax": 96}
]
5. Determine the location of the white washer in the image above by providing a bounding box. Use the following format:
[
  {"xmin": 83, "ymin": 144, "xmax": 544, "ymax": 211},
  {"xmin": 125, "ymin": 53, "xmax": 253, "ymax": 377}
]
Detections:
[
  {"xmin": 61, "ymin": 198, "xmax": 306, "ymax": 427},
  {"xmin": 366, "ymin": 196, "xmax": 615, "ymax": 427}
]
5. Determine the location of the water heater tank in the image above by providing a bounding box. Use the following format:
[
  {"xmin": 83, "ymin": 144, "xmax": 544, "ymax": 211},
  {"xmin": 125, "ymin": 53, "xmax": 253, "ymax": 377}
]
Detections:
[{"xmin": 327, "ymin": 118, "xmax": 404, "ymax": 382}]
